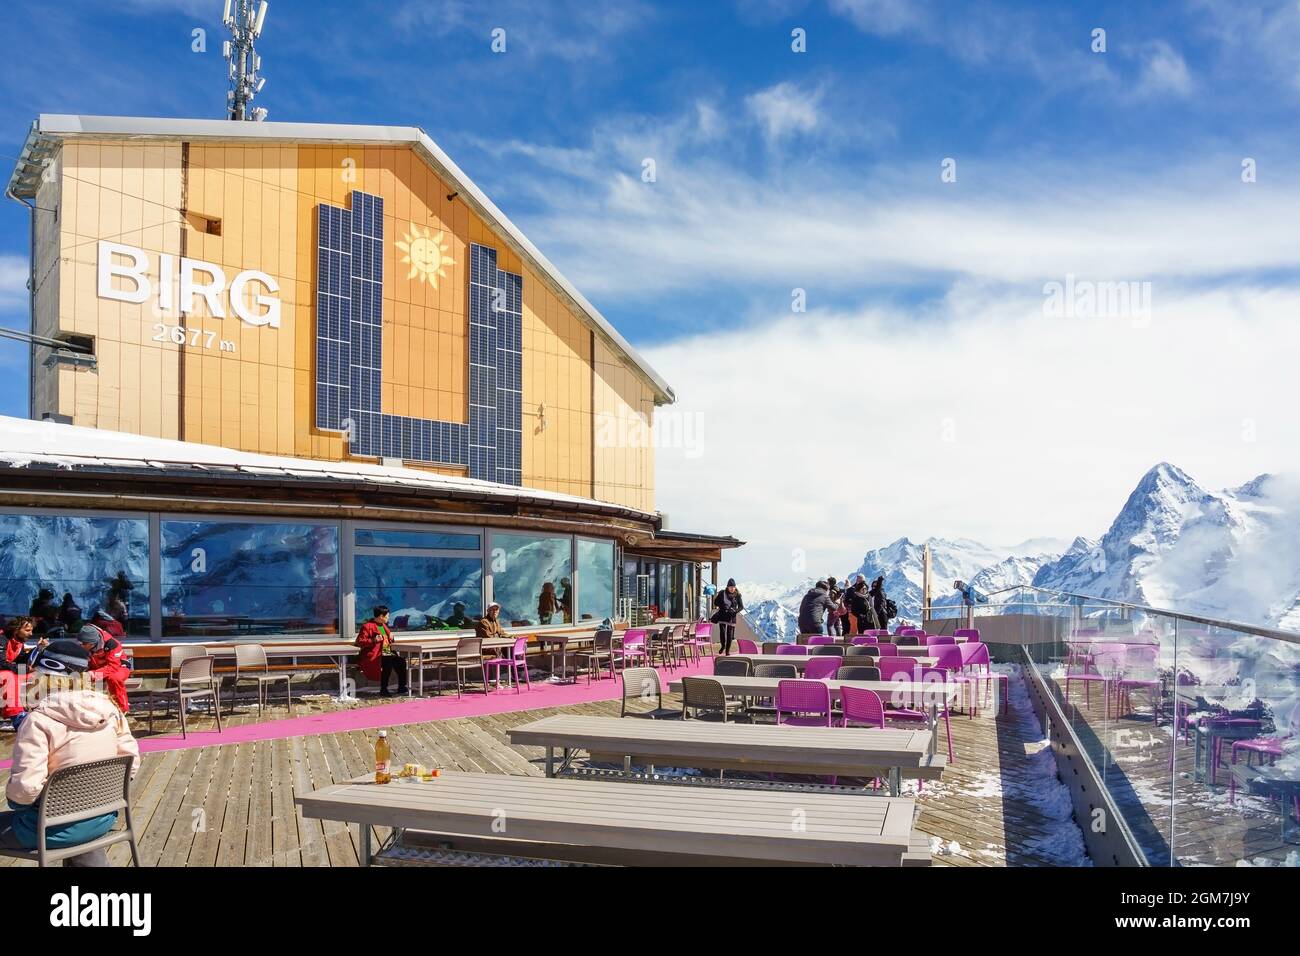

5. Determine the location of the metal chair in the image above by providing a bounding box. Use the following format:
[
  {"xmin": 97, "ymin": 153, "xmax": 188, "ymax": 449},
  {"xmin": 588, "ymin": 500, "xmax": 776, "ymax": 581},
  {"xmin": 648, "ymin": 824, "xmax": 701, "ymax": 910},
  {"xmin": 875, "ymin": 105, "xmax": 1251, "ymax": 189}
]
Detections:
[
  {"xmin": 147, "ymin": 655, "xmax": 222, "ymax": 739},
  {"xmin": 681, "ymin": 676, "xmax": 747, "ymax": 722},
  {"xmin": 229, "ymin": 643, "xmax": 293, "ymax": 717},
  {"xmin": 619, "ymin": 667, "xmax": 680, "ymax": 719},
  {"xmin": 0, "ymin": 756, "xmax": 139, "ymax": 867}
]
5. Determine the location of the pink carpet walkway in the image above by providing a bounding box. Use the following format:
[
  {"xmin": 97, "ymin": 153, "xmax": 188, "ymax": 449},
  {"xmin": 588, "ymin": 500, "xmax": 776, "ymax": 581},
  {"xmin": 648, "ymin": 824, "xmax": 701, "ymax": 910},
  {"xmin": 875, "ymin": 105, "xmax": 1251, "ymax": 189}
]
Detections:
[{"xmin": 0, "ymin": 660, "xmax": 712, "ymax": 769}]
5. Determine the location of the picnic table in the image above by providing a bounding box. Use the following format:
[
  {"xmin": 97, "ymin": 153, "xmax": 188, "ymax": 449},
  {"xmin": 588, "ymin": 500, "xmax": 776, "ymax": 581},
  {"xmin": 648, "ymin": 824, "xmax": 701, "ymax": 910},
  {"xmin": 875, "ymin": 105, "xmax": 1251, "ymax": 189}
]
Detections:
[
  {"xmin": 296, "ymin": 770, "xmax": 926, "ymax": 866},
  {"xmin": 669, "ymin": 675, "xmax": 959, "ymax": 759},
  {"xmin": 510, "ymin": 713, "xmax": 945, "ymax": 796}
]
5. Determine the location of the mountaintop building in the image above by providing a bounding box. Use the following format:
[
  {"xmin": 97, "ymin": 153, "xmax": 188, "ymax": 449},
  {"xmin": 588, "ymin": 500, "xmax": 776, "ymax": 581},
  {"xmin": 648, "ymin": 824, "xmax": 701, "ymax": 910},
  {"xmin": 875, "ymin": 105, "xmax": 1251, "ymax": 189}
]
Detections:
[{"xmin": 2, "ymin": 114, "xmax": 740, "ymax": 645}]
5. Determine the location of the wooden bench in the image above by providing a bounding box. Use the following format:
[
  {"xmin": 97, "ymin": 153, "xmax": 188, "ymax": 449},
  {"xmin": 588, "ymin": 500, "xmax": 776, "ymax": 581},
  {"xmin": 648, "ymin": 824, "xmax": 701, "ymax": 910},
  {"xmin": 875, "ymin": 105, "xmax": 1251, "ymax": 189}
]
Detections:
[
  {"xmin": 509, "ymin": 714, "xmax": 946, "ymax": 796},
  {"xmin": 296, "ymin": 771, "xmax": 926, "ymax": 867}
]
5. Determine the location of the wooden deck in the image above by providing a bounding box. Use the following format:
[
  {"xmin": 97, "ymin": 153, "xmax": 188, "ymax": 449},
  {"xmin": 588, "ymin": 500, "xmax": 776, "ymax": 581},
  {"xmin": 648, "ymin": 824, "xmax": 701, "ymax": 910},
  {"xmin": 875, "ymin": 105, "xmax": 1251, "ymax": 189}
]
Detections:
[{"xmin": 0, "ymin": 678, "xmax": 1084, "ymax": 867}]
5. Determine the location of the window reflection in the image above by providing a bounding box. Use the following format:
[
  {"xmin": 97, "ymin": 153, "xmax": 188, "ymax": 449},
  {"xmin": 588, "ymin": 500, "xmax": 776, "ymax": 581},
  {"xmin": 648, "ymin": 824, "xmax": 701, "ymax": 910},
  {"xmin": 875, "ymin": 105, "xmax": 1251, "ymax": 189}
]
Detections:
[
  {"xmin": 353, "ymin": 554, "xmax": 483, "ymax": 631},
  {"xmin": 577, "ymin": 538, "xmax": 615, "ymax": 622},
  {"xmin": 161, "ymin": 520, "xmax": 339, "ymax": 639},
  {"xmin": 493, "ymin": 533, "xmax": 573, "ymax": 627},
  {"xmin": 0, "ymin": 513, "xmax": 150, "ymax": 638}
]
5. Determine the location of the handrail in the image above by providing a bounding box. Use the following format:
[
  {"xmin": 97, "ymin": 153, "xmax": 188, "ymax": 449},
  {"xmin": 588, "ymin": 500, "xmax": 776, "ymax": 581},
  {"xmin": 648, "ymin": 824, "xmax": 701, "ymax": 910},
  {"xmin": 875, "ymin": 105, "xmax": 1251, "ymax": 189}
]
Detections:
[{"xmin": 925, "ymin": 583, "xmax": 1300, "ymax": 647}]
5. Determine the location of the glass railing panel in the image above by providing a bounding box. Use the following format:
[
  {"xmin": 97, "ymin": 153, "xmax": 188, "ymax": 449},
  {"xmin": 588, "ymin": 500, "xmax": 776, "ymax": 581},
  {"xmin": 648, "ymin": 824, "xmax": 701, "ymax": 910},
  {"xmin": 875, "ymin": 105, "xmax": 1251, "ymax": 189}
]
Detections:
[{"xmin": 1170, "ymin": 622, "xmax": 1300, "ymax": 866}]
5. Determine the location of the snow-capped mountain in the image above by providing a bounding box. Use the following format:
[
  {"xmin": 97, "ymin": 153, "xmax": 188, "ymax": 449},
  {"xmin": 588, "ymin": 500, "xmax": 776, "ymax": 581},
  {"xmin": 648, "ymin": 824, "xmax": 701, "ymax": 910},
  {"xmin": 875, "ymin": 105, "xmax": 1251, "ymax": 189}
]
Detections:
[
  {"xmin": 739, "ymin": 462, "xmax": 1300, "ymax": 641},
  {"xmin": 736, "ymin": 578, "xmax": 812, "ymax": 644},
  {"xmin": 1033, "ymin": 463, "xmax": 1300, "ymax": 629}
]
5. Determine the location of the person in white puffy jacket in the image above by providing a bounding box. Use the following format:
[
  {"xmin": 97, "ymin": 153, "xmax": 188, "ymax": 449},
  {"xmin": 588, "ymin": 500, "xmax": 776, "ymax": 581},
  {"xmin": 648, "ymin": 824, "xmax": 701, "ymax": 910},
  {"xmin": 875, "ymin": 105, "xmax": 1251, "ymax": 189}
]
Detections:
[{"xmin": 0, "ymin": 639, "xmax": 139, "ymax": 866}]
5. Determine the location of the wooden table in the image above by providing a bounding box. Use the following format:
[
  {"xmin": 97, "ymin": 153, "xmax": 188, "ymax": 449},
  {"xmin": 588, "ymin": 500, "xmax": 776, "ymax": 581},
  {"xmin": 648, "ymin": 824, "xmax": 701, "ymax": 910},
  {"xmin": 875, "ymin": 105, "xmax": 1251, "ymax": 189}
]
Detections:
[
  {"xmin": 723, "ymin": 653, "xmax": 937, "ymax": 672},
  {"xmin": 510, "ymin": 713, "xmax": 944, "ymax": 796},
  {"xmin": 670, "ymin": 676, "xmax": 959, "ymax": 760},
  {"xmin": 297, "ymin": 770, "xmax": 922, "ymax": 866},
  {"xmin": 202, "ymin": 641, "xmax": 359, "ymax": 697}
]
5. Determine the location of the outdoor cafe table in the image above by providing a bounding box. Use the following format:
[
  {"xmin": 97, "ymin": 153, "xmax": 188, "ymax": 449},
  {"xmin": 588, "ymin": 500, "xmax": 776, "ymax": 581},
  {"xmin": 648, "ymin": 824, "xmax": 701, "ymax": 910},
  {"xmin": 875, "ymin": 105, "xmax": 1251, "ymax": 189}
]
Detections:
[
  {"xmin": 724, "ymin": 653, "xmax": 938, "ymax": 672},
  {"xmin": 296, "ymin": 770, "xmax": 922, "ymax": 866},
  {"xmin": 669, "ymin": 676, "xmax": 959, "ymax": 761},
  {"xmin": 510, "ymin": 713, "xmax": 943, "ymax": 796},
  {"xmin": 1174, "ymin": 685, "xmax": 1274, "ymax": 786},
  {"xmin": 201, "ymin": 641, "xmax": 359, "ymax": 697},
  {"xmin": 390, "ymin": 638, "xmax": 514, "ymax": 696}
]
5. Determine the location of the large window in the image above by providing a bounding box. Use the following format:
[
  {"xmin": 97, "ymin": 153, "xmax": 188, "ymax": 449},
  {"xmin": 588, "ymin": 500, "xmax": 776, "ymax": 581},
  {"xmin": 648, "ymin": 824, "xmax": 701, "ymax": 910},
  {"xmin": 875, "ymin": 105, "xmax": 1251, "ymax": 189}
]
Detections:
[
  {"xmin": 353, "ymin": 559, "xmax": 483, "ymax": 633},
  {"xmin": 491, "ymin": 532, "xmax": 573, "ymax": 627},
  {"xmin": 577, "ymin": 538, "xmax": 615, "ymax": 623},
  {"xmin": 0, "ymin": 512, "xmax": 150, "ymax": 638},
  {"xmin": 161, "ymin": 520, "xmax": 339, "ymax": 639}
]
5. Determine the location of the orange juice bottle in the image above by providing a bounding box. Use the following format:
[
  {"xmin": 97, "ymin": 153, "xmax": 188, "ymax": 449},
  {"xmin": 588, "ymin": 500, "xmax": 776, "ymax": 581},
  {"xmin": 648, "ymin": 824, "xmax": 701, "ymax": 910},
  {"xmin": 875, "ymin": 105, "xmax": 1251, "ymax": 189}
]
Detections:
[{"xmin": 375, "ymin": 730, "xmax": 391, "ymax": 784}]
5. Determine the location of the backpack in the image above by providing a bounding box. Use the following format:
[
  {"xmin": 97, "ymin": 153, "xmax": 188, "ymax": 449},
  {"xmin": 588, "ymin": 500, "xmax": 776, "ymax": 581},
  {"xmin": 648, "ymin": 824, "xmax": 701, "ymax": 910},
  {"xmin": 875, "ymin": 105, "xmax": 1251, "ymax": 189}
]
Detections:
[{"xmin": 885, "ymin": 599, "xmax": 898, "ymax": 621}]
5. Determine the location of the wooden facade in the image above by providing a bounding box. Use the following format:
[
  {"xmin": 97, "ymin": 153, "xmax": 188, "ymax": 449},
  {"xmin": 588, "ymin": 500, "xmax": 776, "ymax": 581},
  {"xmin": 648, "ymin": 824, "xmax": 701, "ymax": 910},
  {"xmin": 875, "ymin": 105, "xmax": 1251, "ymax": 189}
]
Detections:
[{"xmin": 30, "ymin": 132, "xmax": 657, "ymax": 513}]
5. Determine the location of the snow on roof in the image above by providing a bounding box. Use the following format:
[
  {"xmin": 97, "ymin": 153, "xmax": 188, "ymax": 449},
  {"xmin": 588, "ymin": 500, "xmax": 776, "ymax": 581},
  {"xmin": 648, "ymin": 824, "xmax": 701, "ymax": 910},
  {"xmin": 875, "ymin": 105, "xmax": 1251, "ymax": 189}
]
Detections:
[
  {"xmin": 0, "ymin": 415, "xmax": 656, "ymax": 519},
  {"xmin": 7, "ymin": 114, "xmax": 674, "ymax": 407}
]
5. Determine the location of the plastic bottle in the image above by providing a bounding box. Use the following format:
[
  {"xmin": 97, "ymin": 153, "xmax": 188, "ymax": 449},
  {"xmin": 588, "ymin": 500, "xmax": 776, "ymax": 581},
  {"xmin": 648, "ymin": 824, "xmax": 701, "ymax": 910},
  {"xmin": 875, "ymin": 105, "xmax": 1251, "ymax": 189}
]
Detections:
[{"xmin": 375, "ymin": 730, "xmax": 391, "ymax": 784}]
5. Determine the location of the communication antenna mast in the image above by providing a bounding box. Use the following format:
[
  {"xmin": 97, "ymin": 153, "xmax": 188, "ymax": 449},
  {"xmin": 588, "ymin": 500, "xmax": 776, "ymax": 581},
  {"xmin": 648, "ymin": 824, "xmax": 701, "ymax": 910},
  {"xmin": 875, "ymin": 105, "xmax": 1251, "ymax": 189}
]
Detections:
[{"xmin": 223, "ymin": 0, "xmax": 269, "ymax": 121}]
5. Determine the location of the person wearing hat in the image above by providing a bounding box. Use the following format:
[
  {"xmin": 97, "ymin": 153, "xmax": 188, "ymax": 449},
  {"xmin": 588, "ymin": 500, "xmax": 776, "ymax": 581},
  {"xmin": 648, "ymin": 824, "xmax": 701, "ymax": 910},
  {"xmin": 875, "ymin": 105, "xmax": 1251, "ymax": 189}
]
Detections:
[
  {"xmin": 0, "ymin": 639, "xmax": 139, "ymax": 866},
  {"xmin": 710, "ymin": 579, "xmax": 744, "ymax": 655},
  {"xmin": 475, "ymin": 602, "xmax": 508, "ymax": 643},
  {"xmin": 78, "ymin": 622, "xmax": 131, "ymax": 713}
]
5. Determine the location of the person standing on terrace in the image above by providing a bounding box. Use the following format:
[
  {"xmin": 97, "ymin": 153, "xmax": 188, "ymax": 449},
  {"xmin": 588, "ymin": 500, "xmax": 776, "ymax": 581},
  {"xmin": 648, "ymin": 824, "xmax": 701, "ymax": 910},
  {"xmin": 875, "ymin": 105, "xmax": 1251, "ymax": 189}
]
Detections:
[
  {"xmin": 711, "ymin": 579, "xmax": 743, "ymax": 655},
  {"xmin": 538, "ymin": 582, "xmax": 558, "ymax": 625},
  {"xmin": 798, "ymin": 580, "xmax": 835, "ymax": 636}
]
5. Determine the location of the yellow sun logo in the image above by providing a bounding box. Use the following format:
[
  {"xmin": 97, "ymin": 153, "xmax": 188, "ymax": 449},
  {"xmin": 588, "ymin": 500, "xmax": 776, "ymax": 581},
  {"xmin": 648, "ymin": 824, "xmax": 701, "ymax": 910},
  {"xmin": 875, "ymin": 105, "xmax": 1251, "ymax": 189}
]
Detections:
[{"xmin": 396, "ymin": 223, "xmax": 454, "ymax": 286}]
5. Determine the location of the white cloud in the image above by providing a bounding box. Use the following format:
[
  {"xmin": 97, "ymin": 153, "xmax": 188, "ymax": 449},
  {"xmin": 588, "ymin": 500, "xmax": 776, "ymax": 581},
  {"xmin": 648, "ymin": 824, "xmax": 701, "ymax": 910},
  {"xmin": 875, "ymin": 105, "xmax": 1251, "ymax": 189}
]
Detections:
[
  {"xmin": 745, "ymin": 81, "xmax": 823, "ymax": 143},
  {"xmin": 1135, "ymin": 40, "xmax": 1193, "ymax": 97},
  {"xmin": 647, "ymin": 284, "xmax": 1300, "ymax": 581},
  {"xmin": 0, "ymin": 256, "xmax": 29, "ymax": 312},
  {"xmin": 828, "ymin": 0, "xmax": 930, "ymax": 36}
]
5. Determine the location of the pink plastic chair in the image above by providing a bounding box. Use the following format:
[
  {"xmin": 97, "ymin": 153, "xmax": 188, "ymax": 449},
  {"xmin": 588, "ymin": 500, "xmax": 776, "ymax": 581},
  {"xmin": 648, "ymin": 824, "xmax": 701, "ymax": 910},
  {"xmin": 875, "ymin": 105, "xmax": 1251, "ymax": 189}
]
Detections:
[
  {"xmin": 839, "ymin": 686, "xmax": 887, "ymax": 790},
  {"xmin": 959, "ymin": 641, "xmax": 1008, "ymax": 715},
  {"xmin": 776, "ymin": 644, "xmax": 809, "ymax": 655},
  {"xmin": 925, "ymin": 635, "xmax": 956, "ymax": 647},
  {"xmin": 875, "ymin": 643, "xmax": 899, "ymax": 657},
  {"xmin": 839, "ymin": 686, "xmax": 886, "ymax": 728},
  {"xmin": 865, "ymin": 629, "xmax": 891, "ymax": 638},
  {"xmin": 877, "ymin": 658, "xmax": 921, "ymax": 682},
  {"xmin": 775, "ymin": 679, "xmax": 833, "ymax": 727},
  {"xmin": 953, "ymin": 628, "xmax": 981, "ymax": 643},
  {"xmin": 484, "ymin": 637, "xmax": 532, "ymax": 694},
  {"xmin": 808, "ymin": 636, "xmax": 835, "ymax": 645},
  {"xmin": 1230, "ymin": 706, "xmax": 1300, "ymax": 803},
  {"xmin": 1065, "ymin": 643, "xmax": 1126, "ymax": 718},
  {"xmin": 736, "ymin": 639, "xmax": 759, "ymax": 654},
  {"xmin": 803, "ymin": 657, "xmax": 841, "ymax": 680},
  {"xmin": 1116, "ymin": 644, "xmax": 1161, "ymax": 718},
  {"xmin": 618, "ymin": 629, "xmax": 649, "ymax": 668},
  {"xmin": 850, "ymin": 636, "xmax": 879, "ymax": 646},
  {"xmin": 694, "ymin": 621, "xmax": 715, "ymax": 657}
]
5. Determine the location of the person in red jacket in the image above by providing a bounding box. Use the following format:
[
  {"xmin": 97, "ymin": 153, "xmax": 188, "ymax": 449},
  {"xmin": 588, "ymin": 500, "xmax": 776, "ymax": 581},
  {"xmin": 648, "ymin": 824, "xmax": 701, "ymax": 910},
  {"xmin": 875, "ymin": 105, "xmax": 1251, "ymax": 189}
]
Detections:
[
  {"xmin": 77, "ymin": 623, "xmax": 131, "ymax": 713},
  {"xmin": 355, "ymin": 606, "xmax": 407, "ymax": 697},
  {"xmin": 1, "ymin": 617, "xmax": 44, "ymax": 726}
]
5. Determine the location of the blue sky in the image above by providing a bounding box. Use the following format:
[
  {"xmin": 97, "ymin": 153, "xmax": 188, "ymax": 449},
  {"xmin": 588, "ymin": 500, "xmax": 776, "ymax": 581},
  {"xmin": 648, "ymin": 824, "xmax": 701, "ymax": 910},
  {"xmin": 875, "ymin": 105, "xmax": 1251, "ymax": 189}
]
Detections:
[{"xmin": 3, "ymin": 1, "xmax": 1300, "ymax": 580}]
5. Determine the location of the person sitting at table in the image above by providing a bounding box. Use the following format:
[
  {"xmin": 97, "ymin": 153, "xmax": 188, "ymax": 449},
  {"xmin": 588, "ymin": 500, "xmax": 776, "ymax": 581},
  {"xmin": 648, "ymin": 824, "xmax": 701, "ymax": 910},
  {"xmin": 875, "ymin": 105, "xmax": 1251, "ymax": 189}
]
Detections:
[
  {"xmin": 355, "ymin": 605, "xmax": 407, "ymax": 697},
  {"xmin": 475, "ymin": 602, "xmax": 509, "ymax": 643}
]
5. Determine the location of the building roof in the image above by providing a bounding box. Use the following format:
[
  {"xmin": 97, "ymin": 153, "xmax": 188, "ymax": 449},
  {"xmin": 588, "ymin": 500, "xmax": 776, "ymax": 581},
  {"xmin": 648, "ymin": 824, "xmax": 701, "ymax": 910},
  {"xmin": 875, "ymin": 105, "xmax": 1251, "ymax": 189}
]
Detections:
[
  {"xmin": 0, "ymin": 414, "xmax": 658, "ymax": 523},
  {"xmin": 5, "ymin": 113, "xmax": 674, "ymax": 406}
]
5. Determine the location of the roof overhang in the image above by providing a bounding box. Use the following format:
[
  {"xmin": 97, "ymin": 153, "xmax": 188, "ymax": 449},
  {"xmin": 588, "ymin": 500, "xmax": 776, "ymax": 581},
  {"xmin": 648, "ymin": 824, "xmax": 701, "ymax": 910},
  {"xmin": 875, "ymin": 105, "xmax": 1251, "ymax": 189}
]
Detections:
[{"xmin": 7, "ymin": 113, "xmax": 675, "ymax": 406}]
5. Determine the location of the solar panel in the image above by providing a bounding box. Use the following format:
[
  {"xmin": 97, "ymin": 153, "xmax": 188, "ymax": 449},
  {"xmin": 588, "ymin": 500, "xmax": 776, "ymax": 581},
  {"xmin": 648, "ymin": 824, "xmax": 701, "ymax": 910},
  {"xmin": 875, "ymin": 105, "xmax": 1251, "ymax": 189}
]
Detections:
[{"xmin": 313, "ymin": 193, "xmax": 522, "ymax": 484}]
